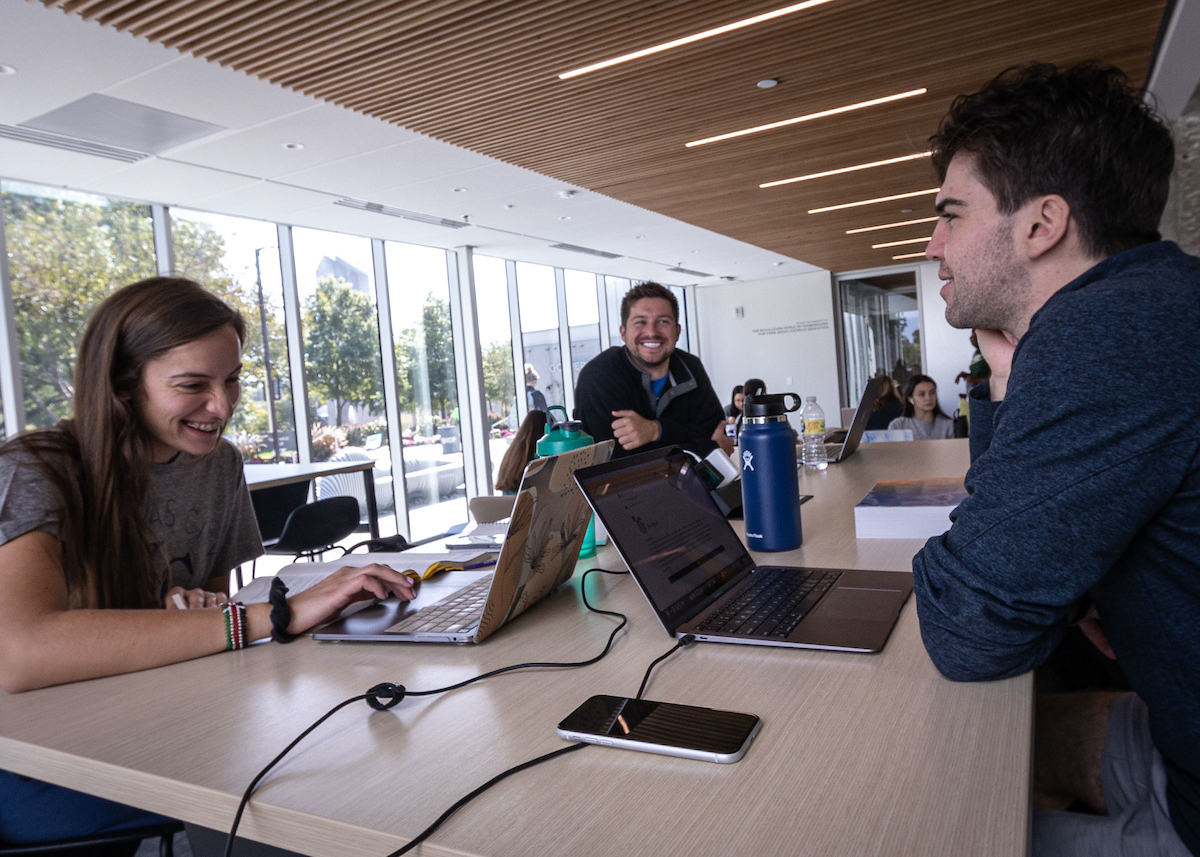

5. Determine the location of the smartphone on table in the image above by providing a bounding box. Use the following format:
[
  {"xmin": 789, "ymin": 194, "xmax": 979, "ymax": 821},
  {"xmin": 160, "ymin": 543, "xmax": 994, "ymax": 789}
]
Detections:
[{"xmin": 557, "ymin": 695, "xmax": 761, "ymax": 764}]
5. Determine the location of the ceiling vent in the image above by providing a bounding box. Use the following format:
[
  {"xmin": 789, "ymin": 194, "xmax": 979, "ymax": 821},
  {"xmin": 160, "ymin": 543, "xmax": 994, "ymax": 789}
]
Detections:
[
  {"xmin": 335, "ymin": 198, "xmax": 469, "ymax": 229},
  {"xmin": 667, "ymin": 266, "xmax": 713, "ymax": 277},
  {"xmin": 20, "ymin": 94, "xmax": 225, "ymax": 154},
  {"xmin": 549, "ymin": 242, "xmax": 621, "ymax": 259},
  {"xmin": 0, "ymin": 123, "xmax": 148, "ymax": 163}
]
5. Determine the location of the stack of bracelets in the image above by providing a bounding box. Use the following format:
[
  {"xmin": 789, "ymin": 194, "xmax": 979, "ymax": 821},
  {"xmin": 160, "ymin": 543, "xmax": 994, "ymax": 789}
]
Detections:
[{"xmin": 222, "ymin": 602, "xmax": 247, "ymax": 651}]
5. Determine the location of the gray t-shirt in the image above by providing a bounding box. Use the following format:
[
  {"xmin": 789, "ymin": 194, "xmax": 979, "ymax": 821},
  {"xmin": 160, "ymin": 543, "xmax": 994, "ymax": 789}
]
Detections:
[
  {"xmin": 887, "ymin": 414, "xmax": 956, "ymax": 440},
  {"xmin": 0, "ymin": 438, "xmax": 262, "ymax": 598}
]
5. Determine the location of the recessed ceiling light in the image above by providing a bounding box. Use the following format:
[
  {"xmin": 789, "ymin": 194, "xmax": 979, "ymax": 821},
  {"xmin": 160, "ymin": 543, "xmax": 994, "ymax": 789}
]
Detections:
[
  {"xmin": 558, "ymin": 0, "xmax": 839, "ymax": 79},
  {"xmin": 453, "ymin": 187, "xmax": 468, "ymax": 193},
  {"xmin": 892, "ymin": 251, "xmax": 927, "ymax": 260},
  {"xmin": 635, "ymin": 235, "xmax": 646, "ymax": 239},
  {"xmin": 283, "ymin": 142, "xmax": 304, "ymax": 150},
  {"xmin": 846, "ymin": 216, "xmax": 938, "ymax": 234},
  {"xmin": 761, "ymin": 151, "xmax": 931, "ymax": 188},
  {"xmin": 809, "ymin": 188, "xmax": 939, "ymax": 214},
  {"xmin": 757, "ymin": 79, "xmax": 779, "ymax": 89},
  {"xmin": 773, "ymin": 261, "xmax": 785, "ymax": 266},
  {"xmin": 504, "ymin": 203, "xmax": 516, "ymax": 209},
  {"xmin": 559, "ymin": 189, "xmax": 579, "ymax": 199},
  {"xmin": 559, "ymin": 215, "xmax": 572, "ymax": 220},
  {"xmin": 686, "ymin": 88, "xmax": 927, "ymax": 148},
  {"xmin": 0, "ymin": 64, "xmax": 17, "ymax": 76},
  {"xmin": 872, "ymin": 236, "xmax": 931, "ymax": 249}
]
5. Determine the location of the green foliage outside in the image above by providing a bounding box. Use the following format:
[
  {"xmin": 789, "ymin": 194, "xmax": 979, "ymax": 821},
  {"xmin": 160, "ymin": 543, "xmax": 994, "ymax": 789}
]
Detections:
[
  {"xmin": 302, "ymin": 277, "xmax": 384, "ymax": 426},
  {"xmin": 393, "ymin": 293, "xmax": 458, "ymax": 436},
  {"xmin": 481, "ymin": 340, "xmax": 515, "ymax": 425}
]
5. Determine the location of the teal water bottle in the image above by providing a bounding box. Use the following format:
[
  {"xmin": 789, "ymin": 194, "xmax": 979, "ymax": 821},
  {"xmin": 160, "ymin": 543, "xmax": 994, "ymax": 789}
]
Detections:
[{"xmin": 536, "ymin": 405, "xmax": 597, "ymax": 557}]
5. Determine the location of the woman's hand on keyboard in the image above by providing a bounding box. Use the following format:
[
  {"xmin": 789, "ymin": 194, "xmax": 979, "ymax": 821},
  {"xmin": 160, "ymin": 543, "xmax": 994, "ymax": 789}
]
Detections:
[{"xmin": 285, "ymin": 563, "xmax": 418, "ymax": 635}]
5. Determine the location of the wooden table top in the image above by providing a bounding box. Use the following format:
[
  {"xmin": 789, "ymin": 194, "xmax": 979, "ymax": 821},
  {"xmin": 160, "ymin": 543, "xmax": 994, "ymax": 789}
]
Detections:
[{"xmin": 0, "ymin": 439, "xmax": 1031, "ymax": 857}]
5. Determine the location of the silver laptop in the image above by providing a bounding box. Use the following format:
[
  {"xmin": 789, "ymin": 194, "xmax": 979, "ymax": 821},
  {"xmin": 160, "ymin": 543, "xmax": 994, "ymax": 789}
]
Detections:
[
  {"xmin": 313, "ymin": 440, "xmax": 614, "ymax": 643},
  {"xmin": 575, "ymin": 447, "xmax": 910, "ymax": 652},
  {"xmin": 822, "ymin": 376, "xmax": 887, "ymax": 463}
]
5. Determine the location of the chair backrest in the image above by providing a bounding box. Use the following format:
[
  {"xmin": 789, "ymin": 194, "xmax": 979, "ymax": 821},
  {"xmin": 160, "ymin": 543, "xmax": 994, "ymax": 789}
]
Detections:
[
  {"xmin": 469, "ymin": 495, "xmax": 516, "ymax": 523},
  {"xmin": 274, "ymin": 496, "xmax": 361, "ymax": 556},
  {"xmin": 250, "ymin": 480, "xmax": 312, "ymax": 544}
]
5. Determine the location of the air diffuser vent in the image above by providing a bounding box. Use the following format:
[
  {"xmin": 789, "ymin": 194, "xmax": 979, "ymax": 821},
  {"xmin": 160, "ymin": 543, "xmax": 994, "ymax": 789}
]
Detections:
[
  {"xmin": 549, "ymin": 242, "xmax": 621, "ymax": 259},
  {"xmin": 0, "ymin": 123, "xmax": 148, "ymax": 163},
  {"xmin": 666, "ymin": 266, "xmax": 713, "ymax": 277},
  {"xmin": 335, "ymin": 198, "xmax": 469, "ymax": 229}
]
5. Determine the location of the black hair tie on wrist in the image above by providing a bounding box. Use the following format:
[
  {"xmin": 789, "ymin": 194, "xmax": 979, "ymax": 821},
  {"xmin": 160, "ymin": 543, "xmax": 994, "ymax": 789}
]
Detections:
[{"xmin": 269, "ymin": 577, "xmax": 296, "ymax": 643}]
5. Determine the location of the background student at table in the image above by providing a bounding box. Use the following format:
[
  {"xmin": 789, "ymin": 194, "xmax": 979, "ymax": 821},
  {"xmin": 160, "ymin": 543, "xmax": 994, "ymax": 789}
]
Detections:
[{"xmin": 0, "ymin": 278, "xmax": 417, "ymax": 846}]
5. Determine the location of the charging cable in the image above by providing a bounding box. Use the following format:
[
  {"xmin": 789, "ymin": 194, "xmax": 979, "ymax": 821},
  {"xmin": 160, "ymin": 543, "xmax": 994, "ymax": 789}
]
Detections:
[{"xmin": 224, "ymin": 567, "xmax": 629, "ymax": 857}]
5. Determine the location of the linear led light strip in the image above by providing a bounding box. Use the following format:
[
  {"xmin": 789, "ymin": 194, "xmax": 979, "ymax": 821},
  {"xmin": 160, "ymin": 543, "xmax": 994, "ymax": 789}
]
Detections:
[
  {"xmin": 687, "ymin": 89, "xmax": 926, "ymax": 148},
  {"xmin": 872, "ymin": 236, "xmax": 930, "ymax": 249},
  {"xmin": 558, "ymin": 0, "xmax": 838, "ymax": 79},
  {"xmin": 846, "ymin": 216, "xmax": 938, "ymax": 234},
  {"xmin": 892, "ymin": 251, "xmax": 927, "ymax": 260},
  {"xmin": 761, "ymin": 152, "xmax": 931, "ymax": 187},
  {"xmin": 808, "ymin": 187, "xmax": 938, "ymax": 214}
]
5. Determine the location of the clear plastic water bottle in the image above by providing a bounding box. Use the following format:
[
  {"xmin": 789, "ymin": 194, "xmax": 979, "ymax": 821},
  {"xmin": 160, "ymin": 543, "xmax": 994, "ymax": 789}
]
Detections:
[{"xmin": 801, "ymin": 396, "xmax": 828, "ymax": 470}]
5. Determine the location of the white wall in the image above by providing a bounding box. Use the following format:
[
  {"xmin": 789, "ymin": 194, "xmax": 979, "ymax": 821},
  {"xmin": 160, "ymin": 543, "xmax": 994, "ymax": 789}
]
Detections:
[
  {"xmin": 916, "ymin": 261, "xmax": 976, "ymax": 417},
  {"xmin": 695, "ymin": 270, "xmax": 841, "ymax": 426}
]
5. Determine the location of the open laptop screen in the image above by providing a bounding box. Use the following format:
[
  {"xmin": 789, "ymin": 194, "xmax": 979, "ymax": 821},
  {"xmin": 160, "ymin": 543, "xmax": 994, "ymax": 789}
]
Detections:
[{"xmin": 576, "ymin": 450, "xmax": 754, "ymax": 630}]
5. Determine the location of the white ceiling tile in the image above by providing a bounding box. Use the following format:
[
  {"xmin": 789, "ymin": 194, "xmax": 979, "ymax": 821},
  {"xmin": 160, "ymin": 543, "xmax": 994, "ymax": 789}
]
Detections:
[
  {"xmin": 0, "ymin": 0, "xmax": 175, "ymax": 125},
  {"xmin": 165, "ymin": 104, "xmax": 421, "ymax": 176},
  {"xmin": 0, "ymin": 136, "xmax": 131, "ymax": 189},
  {"xmin": 185, "ymin": 180, "xmax": 337, "ymax": 221},
  {"xmin": 80, "ymin": 158, "xmax": 261, "ymax": 207},
  {"xmin": 103, "ymin": 56, "xmax": 314, "ymax": 130}
]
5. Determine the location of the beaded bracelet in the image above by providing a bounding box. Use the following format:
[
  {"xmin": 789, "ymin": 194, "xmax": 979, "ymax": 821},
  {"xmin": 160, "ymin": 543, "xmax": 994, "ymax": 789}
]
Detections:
[
  {"xmin": 222, "ymin": 602, "xmax": 247, "ymax": 651},
  {"xmin": 269, "ymin": 577, "xmax": 296, "ymax": 644}
]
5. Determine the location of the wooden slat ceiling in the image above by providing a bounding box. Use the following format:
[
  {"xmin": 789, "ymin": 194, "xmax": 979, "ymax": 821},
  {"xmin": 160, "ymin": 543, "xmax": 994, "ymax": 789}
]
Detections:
[{"xmin": 41, "ymin": 0, "xmax": 1170, "ymax": 274}]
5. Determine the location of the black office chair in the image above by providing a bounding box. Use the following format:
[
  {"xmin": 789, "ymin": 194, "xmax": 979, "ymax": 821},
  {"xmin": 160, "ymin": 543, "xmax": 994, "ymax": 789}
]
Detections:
[
  {"xmin": 265, "ymin": 496, "xmax": 362, "ymax": 561},
  {"xmin": 0, "ymin": 820, "xmax": 183, "ymax": 856}
]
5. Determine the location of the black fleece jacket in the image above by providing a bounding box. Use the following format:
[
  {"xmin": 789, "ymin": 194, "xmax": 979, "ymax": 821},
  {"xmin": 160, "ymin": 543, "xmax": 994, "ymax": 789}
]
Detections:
[{"xmin": 573, "ymin": 346, "xmax": 724, "ymax": 459}]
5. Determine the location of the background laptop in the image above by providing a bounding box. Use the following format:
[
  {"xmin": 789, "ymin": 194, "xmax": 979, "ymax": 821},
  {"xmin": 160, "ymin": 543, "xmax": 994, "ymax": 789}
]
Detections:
[
  {"xmin": 821, "ymin": 376, "xmax": 886, "ymax": 463},
  {"xmin": 575, "ymin": 447, "xmax": 910, "ymax": 652},
  {"xmin": 314, "ymin": 440, "xmax": 614, "ymax": 643}
]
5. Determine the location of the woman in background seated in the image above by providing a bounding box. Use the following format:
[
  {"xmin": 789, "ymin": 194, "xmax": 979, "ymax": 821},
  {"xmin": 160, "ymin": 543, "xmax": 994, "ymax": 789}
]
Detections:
[
  {"xmin": 0, "ymin": 279, "xmax": 416, "ymax": 845},
  {"xmin": 866, "ymin": 375, "xmax": 905, "ymax": 430},
  {"xmin": 494, "ymin": 409, "xmax": 548, "ymax": 492},
  {"xmin": 888, "ymin": 374, "xmax": 955, "ymax": 440},
  {"xmin": 724, "ymin": 385, "xmax": 744, "ymax": 423}
]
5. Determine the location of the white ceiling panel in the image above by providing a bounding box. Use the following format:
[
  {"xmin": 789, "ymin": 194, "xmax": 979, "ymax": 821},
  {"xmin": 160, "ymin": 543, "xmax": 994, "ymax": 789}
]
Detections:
[
  {"xmin": 0, "ymin": 0, "xmax": 171, "ymax": 125},
  {"xmin": 284, "ymin": 198, "xmax": 486, "ymax": 250},
  {"xmin": 103, "ymin": 55, "xmax": 313, "ymax": 131},
  {"xmin": 0, "ymin": 136, "xmax": 133, "ymax": 189},
  {"xmin": 184, "ymin": 179, "xmax": 336, "ymax": 222},
  {"xmin": 165, "ymin": 103, "xmax": 420, "ymax": 177},
  {"xmin": 80, "ymin": 157, "xmax": 260, "ymax": 207}
]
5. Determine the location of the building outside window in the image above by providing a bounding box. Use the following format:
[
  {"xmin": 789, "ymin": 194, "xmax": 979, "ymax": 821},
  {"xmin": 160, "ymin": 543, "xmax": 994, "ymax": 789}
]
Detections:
[
  {"xmin": 384, "ymin": 241, "xmax": 466, "ymax": 540},
  {"xmin": 171, "ymin": 209, "xmax": 295, "ymax": 463},
  {"xmin": 291, "ymin": 227, "xmax": 395, "ymax": 535},
  {"xmin": 563, "ymin": 269, "xmax": 601, "ymax": 388},
  {"xmin": 1, "ymin": 181, "xmax": 156, "ymax": 431}
]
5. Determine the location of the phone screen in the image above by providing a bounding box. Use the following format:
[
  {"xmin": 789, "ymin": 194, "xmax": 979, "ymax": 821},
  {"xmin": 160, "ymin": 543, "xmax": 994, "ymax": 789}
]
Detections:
[{"xmin": 558, "ymin": 695, "xmax": 760, "ymax": 762}]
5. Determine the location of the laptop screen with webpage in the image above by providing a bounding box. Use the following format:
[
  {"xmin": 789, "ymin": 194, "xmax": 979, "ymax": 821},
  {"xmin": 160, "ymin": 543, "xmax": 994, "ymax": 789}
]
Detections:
[{"xmin": 576, "ymin": 449, "xmax": 754, "ymax": 631}]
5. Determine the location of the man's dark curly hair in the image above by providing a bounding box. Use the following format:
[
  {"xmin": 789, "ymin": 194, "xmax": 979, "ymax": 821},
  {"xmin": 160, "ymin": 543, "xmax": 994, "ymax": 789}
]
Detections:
[
  {"xmin": 929, "ymin": 62, "xmax": 1174, "ymax": 258},
  {"xmin": 620, "ymin": 281, "xmax": 679, "ymax": 326}
]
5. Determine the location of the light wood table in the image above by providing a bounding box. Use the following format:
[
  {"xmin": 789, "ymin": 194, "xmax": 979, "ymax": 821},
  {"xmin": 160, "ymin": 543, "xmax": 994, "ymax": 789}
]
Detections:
[
  {"xmin": 245, "ymin": 461, "xmax": 380, "ymax": 539},
  {"xmin": 0, "ymin": 440, "xmax": 1031, "ymax": 857}
]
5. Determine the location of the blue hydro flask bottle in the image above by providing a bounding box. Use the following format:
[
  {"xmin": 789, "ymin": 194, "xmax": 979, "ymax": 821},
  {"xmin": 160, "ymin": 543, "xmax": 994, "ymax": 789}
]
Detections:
[{"xmin": 739, "ymin": 391, "xmax": 803, "ymax": 551}]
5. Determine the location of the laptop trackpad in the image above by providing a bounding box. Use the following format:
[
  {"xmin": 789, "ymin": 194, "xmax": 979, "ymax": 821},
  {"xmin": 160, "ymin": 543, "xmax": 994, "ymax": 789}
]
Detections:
[{"xmin": 790, "ymin": 587, "xmax": 905, "ymax": 652}]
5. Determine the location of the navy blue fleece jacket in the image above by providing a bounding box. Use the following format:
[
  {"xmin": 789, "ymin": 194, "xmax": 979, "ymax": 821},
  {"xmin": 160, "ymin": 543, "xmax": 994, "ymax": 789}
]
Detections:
[{"xmin": 912, "ymin": 242, "xmax": 1200, "ymax": 855}]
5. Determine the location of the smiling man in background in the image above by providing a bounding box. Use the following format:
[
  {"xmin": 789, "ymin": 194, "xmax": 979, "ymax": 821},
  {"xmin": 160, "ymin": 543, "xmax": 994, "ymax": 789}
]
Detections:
[
  {"xmin": 574, "ymin": 282, "xmax": 728, "ymax": 459},
  {"xmin": 912, "ymin": 63, "xmax": 1200, "ymax": 857}
]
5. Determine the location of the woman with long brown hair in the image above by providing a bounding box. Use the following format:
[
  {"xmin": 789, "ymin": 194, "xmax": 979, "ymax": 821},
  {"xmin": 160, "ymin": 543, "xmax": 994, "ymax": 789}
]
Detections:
[{"xmin": 0, "ymin": 278, "xmax": 415, "ymax": 845}]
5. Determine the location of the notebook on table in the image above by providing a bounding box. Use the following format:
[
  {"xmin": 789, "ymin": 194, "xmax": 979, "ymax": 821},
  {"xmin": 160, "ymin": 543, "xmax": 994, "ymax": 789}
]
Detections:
[
  {"xmin": 821, "ymin": 376, "xmax": 887, "ymax": 464},
  {"xmin": 574, "ymin": 447, "xmax": 911, "ymax": 653},
  {"xmin": 312, "ymin": 440, "xmax": 614, "ymax": 643}
]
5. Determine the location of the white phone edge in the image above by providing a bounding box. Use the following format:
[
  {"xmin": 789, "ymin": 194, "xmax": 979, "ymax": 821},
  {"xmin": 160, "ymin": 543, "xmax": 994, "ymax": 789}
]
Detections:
[{"xmin": 556, "ymin": 717, "xmax": 761, "ymax": 764}]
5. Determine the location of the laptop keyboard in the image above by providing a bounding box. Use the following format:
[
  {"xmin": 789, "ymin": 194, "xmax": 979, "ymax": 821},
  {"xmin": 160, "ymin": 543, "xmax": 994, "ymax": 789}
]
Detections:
[
  {"xmin": 385, "ymin": 575, "xmax": 492, "ymax": 634},
  {"xmin": 693, "ymin": 567, "xmax": 839, "ymax": 639}
]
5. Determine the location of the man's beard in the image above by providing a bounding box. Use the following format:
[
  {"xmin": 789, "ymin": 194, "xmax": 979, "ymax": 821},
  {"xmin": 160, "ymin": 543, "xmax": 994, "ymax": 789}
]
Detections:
[{"xmin": 943, "ymin": 220, "xmax": 1030, "ymax": 332}]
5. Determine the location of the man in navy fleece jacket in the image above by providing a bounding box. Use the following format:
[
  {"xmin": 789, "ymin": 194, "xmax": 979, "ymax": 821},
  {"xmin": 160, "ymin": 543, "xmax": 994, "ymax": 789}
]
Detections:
[{"xmin": 913, "ymin": 63, "xmax": 1200, "ymax": 856}]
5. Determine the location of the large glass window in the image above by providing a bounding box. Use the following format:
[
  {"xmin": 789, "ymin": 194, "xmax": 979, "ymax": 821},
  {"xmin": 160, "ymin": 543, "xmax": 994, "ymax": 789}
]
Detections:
[
  {"xmin": 604, "ymin": 276, "xmax": 630, "ymax": 344},
  {"xmin": 515, "ymin": 261, "xmax": 563, "ymax": 412},
  {"xmin": 291, "ymin": 227, "xmax": 394, "ymax": 534},
  {"xmin": 838, "ymin": 273, "xmax": 921, "ymax": 407},
  {"xmin": 171, "ymin": 209, "xmax": 295, "ymax": 463},
  {"xmin": 385, "ymin": 242, "xmax": 466, "ymax": 540},
  {"xmin": 473, "ymin": 255, "xmax": 517, "ymax": 487},
  {"xmin": 564, "ymin": 269, "xmax": 601, "ymax": 387},
  {"xmin": 1, "ymin": 181, "xmax": 156, "ymax": 429}
]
